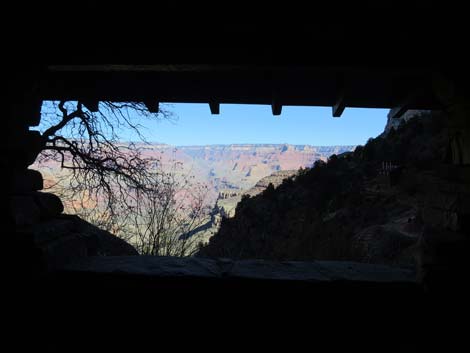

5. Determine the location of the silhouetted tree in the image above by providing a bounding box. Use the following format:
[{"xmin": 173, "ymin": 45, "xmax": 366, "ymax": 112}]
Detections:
[
  {"xmin": 36, "ymin": 101, "xmax": 208, "ymax": 256},
  {"xmin": 127, "ymin": 171, "xmax": 210, "ymax": 256}
]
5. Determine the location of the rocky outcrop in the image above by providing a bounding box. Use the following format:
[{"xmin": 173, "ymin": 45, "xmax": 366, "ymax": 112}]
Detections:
[
  {"xmin": 383, "ymin": 109, "xmax": 431, "ymax": 136},
  {"xmin": 243, "ymin": 169, "xmax": 298, "ymax": 197},
  {"xmin": 12, "ymin": 169, "xmax": 43, "ymax": 193},
  {"xmin": 10, "ymin": 167, "xmax": 138, "ymax": 274},
  {"xmin": 218, "ymin": 170, "xmax": 298, "ymax": 214},
  {"xmin": 17, "ymin": 214, "xmax": 138, "ymax": 271}
]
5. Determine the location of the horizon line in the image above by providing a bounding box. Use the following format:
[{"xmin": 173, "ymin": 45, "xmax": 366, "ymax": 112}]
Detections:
[{"xmin": 126, "ymin": 141, "xmax": 359, "ymax": 148}]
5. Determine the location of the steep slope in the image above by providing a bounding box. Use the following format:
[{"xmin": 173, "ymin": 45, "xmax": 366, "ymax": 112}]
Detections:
[
  {"xmin": 217, "ymin": 170, "xmax": 298, "ymax": 217},
  {"xmin": 198, "ymin": 111, "xmax": 449, "ymax": 268},
  {"xmin": 182, "ymin": 170, "xmax": 300, "ymax": 248}
]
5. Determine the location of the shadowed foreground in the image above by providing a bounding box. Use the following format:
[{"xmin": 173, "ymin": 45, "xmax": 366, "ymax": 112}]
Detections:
[{"xmin": 11, "ymin": 256, "xmax": 467, "ymax": 352}]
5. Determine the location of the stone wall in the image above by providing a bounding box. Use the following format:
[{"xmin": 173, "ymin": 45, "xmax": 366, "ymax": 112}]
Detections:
[
  {"xmin": 10, "ymin": 166, "xmax": 138, "ymax": 274},
  {"xmin": 7, "ymin": 77, "xmax": 137, "ymax": 276},
  {"xmin": 414, "ymin": 79, "xmax": 470, "ymax": 291},
  {"xmin": 417, "ymin": 166, "xmax": 470, "ymax": 291}
]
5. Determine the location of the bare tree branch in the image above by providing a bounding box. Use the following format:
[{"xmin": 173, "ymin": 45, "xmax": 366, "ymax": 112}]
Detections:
[{"xmin": 35, "ymin": 100, "xmax": 208, "ymax": 256}]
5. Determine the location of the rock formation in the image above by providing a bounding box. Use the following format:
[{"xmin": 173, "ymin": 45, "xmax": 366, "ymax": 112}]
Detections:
[
  {"xmin": 382, "ymin": 109, "xmax": 432, "ymax": 136},
  {"xmin": 217, "ymin": 170, "xmax": 298, "ymax": 216}
]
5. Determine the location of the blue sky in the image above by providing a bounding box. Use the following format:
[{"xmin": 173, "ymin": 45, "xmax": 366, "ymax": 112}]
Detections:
[
  {"xmin": 138, "ymin": 103, "xmax": 388, "ymax": 146},
  {"xmin": 39, "ymin": 102, "xmax": 388, "ymax": 147}
]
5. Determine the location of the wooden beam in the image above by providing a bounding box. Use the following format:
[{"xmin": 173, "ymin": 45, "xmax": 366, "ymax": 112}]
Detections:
[
  {"xmin": 209, "ymin": 102, "xmax": 219, "ymax": 115},
  {"xmin": 389, "ymin": 87, "xmax": 425, "ymax": 119},
  {"xmin": 389, "ymin": 91, "xmax": 419, "ymax": 120},
  {"xmin": 332, "ymin": 77, "xmax": 346, "ymax": 117},
  {"xmin": 144, "ymin": 101, "xmax": 159, "ymax": 113},
  {"xmin": 271, "ymin": 92, "xmax": 282, "ymax": 116},
  {"xmin": 271, "ymin": 101, "xmax": 282, "ymax": 116},
  {"xmin": 332, "ymin": 92, "xmax": 346, "ymax": 117},
  {"xmin": 81, "ymin": 100, "xmax": 99, "ymax": 112},
  {"xmin": 388, "ymin": 105, "xmax": 409, "ymax": 120}
]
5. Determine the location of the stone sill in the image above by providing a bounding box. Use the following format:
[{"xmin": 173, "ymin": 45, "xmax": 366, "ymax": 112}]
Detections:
[{"xmin": 62, "ymin": 256, "xmax": 416, "ymax": 284}]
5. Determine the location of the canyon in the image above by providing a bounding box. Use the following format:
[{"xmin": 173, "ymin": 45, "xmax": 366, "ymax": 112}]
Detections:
[
  {"xmin": 37, "ymin": 143, "xmax": 356, "ymax": 204},
  {"xmin": 140, "ymin": 143, "xmax": 355, "ymax": 196},
  {"xmin": 35, "ymin": 143, "xmax": 356, "ymax": 251}
]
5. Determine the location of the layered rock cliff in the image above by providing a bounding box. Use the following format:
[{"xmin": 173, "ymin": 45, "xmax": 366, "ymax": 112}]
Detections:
[{"xmin": 175, "ymin": 144, "xmax": 356, "ymax": 192}]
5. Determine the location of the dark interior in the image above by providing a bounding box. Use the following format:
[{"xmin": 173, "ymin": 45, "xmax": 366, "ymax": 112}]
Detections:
[{"xmin": 6, "ymin": 3, "xmax": 470, "ymax": 352}]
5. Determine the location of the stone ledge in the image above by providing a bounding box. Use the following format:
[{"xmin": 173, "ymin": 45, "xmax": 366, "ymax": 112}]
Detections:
[{"xmin": 63, "ymin": 256, "xmax": 416, "ymax": 283}]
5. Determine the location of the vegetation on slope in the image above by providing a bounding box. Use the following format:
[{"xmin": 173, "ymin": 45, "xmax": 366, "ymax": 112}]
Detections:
[{"xmin": 198, "ymin": 111, "xmax": 448, "ymax": 267}]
